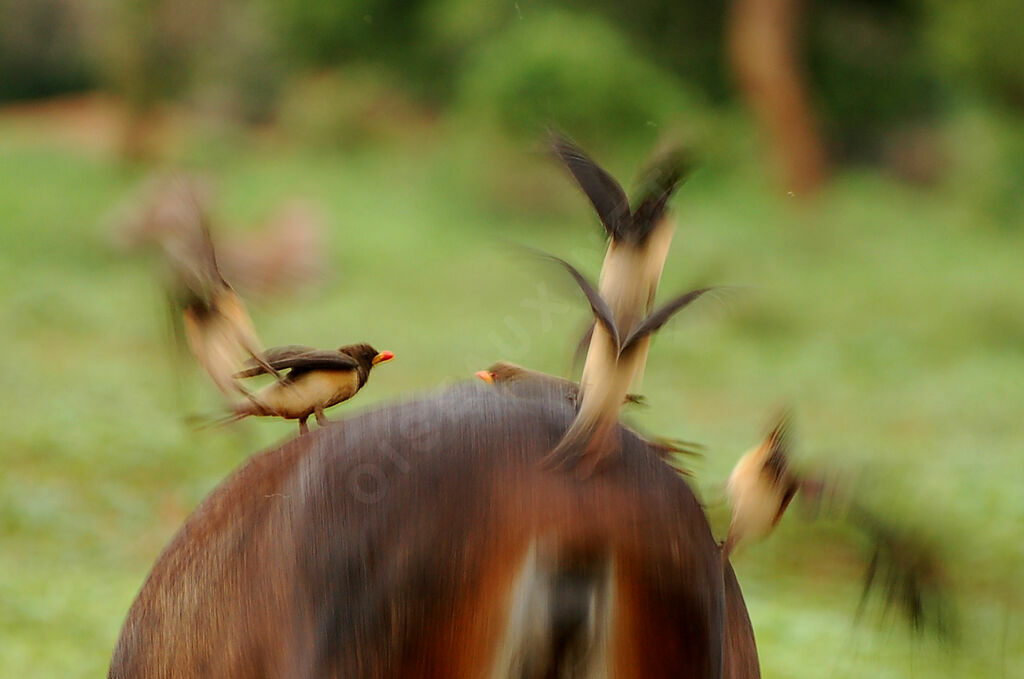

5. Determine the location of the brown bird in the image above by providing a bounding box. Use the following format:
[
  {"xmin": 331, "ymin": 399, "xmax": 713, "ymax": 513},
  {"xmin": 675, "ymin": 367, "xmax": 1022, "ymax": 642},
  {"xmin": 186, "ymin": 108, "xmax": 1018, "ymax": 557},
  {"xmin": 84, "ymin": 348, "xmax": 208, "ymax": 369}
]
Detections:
[
  {"xmin": 548, "ymin": 137, "xmax": 694, "ymax": 473},
  {"xmin": 476, "ymin": 362, "xmax": 704, "ymax": 468},
  {"xmin": 152, "ymin": 179, "xmax": 284, "ymax": 402},
  {"xmin": 552, "ymin": 136, "xmax": 690, "ymax": 391},
  {"xmin": 475, "ymin": 361, "xmax": 645, "ymax": 407},
  {"xmin": 722, "ymin": 410, "xmax": 801, "ymax": 559},
  {"xmin": 720, "ymin": 411, "xmax": 956, "ymax": 637},
  {"xmin": 538, "ymin": 252, "xmax": 712, "ymax": 474},
  {"xmin": 227, "ymin": 343, "xmax": 395, "ymax": 433}
]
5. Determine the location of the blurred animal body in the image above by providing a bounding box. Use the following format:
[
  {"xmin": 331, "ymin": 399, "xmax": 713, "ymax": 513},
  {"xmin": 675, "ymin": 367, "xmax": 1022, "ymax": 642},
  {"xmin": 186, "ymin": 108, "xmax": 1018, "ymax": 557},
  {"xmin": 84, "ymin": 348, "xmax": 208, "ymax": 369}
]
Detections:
[
  {"xmin": 109, "ymin": 386, "xmax": 761, "ymax": 678},
  {"xmin": 549, "ymin": 137, "xmax": 694, "ymax": 472},
  {"xmin": 230, "ymin": 343, "xmax": 394, "ymax": 433}
]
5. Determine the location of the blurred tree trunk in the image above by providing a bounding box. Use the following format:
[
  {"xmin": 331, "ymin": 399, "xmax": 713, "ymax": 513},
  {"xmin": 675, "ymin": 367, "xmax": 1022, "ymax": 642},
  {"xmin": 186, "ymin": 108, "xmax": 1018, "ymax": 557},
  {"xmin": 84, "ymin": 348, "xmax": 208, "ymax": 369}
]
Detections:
[{"xmin": 727, "ymin": 0, "xmax": 827, "ymax": 195}]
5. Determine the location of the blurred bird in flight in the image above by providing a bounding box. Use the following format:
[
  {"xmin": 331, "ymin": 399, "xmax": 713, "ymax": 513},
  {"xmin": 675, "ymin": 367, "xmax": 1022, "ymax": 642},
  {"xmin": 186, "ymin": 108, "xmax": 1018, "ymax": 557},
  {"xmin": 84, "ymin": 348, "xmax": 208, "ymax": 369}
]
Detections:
[
  {"xmin": 722, "ymin": 410, "xmax": 955, "ymax": 637},
  {"xmin": 546, "ymin": 136, "xmax": 699, "ymax": 474}
]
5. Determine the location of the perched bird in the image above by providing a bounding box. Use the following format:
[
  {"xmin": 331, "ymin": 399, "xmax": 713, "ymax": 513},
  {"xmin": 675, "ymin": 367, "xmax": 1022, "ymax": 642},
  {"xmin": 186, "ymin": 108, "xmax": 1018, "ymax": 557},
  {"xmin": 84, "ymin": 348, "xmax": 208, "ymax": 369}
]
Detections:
[
  {"xmin": 228, "ymin": 343, "xmax": 395, "ymax": 433},
  {"xmin": 476, "ymin": 361, "xmax": 703, "ymax": 470},
  {"xmin": 475, "ymin": 361, "xmax": 645, "ymax": 407},
  {"xmin": 547, "ymin": 137, "xmax": 696, "ymax": 473},
  {"xmin": 722, "ymin": 410, "xmax": 801, "ymax": 559},
  {"xmin": 538, "ymin": 252, "xmax": 712, "ymax": 474}
]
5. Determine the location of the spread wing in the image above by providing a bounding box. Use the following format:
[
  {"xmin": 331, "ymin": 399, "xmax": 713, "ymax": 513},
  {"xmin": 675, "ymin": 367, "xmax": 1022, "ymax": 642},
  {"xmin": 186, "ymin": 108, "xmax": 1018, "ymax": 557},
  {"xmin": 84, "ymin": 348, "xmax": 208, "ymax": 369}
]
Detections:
[
  {"xmin": 619, "ymin": 287, "xmax": 714, "ymax": 357},
  {"xmin": 551, "ymin": 135, "xmax": 631, "ymax": 241},
  {"xmin": 629, "ymin": 146, "xmax": 692, "ymax": 244},
  {"xmin": 542, "ymin": 253, "xmax": 621, "ymax": 355},
  {"xmin": 235, "ymin": 345, "xmax": 357, "ymax": 378}
]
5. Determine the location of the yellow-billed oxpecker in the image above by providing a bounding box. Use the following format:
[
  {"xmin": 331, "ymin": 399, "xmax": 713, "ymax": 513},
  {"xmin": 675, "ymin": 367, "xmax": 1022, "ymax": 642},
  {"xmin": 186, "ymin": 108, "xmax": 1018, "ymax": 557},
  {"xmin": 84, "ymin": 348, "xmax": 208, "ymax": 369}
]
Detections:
[
  {"xmin": 228, "ymin": 343, "xmax": 394, "ymax": 433},
  {"xmin": 538, "ymin": 252, "xmax": 711, "ymax": 474},
  {"xmin": 547, "ymin": 136, "xmax": 696, "ymax": 473}
]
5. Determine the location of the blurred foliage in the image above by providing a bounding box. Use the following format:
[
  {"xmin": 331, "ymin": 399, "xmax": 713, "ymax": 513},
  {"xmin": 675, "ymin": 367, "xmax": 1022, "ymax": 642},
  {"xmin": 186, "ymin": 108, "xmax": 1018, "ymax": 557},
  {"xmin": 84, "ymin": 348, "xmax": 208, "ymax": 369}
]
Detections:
[
  {"xmin": 0, "ymin": 0, "xmax": 98, "ymax": 101},
  {"xmin": 456, "ymin": 8, "xmax": 708, "ymax": 150},
  {"xmin": 277, "ymin": 68, "xmax": 434, "ymax": 149},
  {"xmin": 807, "ymin": 0, "xmax": 942, "ymax": 163},
  {"xmin": 924, "ymin": 0, "xmax": 1024, "ymax": 109},
  {"xmin": 1, "ymin": 0, "xmax": 1021, "ymax": 164}
]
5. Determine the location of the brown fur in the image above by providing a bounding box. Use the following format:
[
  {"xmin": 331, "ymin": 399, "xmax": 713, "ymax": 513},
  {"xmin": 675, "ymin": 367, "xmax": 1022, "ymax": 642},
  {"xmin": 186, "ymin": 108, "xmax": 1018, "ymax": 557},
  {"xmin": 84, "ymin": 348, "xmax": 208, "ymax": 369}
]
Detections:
[{"xmin": 109, "ymin": 384, "xmax": 759, "ymax": 678}]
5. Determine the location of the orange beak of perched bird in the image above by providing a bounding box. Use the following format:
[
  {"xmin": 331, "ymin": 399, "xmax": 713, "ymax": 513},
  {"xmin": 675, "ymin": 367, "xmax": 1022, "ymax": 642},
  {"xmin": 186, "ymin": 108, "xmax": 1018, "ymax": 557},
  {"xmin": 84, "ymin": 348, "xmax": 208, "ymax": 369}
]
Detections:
[
  {"xmin": 475, "ymin": 370, "xmax": 494, "ymax": 384},
  {"xmin": 372, "ymin": 351, "xmax": 395, "ymax": 365}
]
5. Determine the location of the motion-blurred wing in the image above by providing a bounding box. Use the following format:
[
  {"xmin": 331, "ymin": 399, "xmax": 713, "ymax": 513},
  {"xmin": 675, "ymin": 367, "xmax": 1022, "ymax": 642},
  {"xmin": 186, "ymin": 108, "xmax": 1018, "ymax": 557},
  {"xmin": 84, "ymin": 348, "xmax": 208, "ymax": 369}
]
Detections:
[
  {"xmin": 619, "ymin": 287, "xmax": 714, "ymax": 356},
  {"xmin": 551, "ymin": 135, "xmax": 631, "ymax": 241}
]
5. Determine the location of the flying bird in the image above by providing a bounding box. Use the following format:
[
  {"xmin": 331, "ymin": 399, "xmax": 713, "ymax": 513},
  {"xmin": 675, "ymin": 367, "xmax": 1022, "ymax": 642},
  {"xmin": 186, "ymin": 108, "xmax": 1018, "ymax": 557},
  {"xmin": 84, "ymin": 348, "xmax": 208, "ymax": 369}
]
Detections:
[
  {"xmin": 226, "ymin": 343, "xmax": 394, "ymax": 433},
  {"xmin": 128, "ymin": 177, "xmax": 283, "ymax": 402},
  {"xmin": 551, "ymin": 135, "xmax": 691, "ymax": 391},
  {"xmin": 721, "ymin": 411, "xmax": 955, "ymax": 637},
  {"xmin": 111, "ymin": 176, "xmax": 326, "ymax": 301},
  {"xmin": 536, "ymin": 252, "xmax": 712, "ymax": 474},
  {"xmin": 548, "ymin": 136, "xmax": 697, "ymax": 474},
  {"xmin": 722, "ymin": 410, "xmax": 801, "ymax": 559}
]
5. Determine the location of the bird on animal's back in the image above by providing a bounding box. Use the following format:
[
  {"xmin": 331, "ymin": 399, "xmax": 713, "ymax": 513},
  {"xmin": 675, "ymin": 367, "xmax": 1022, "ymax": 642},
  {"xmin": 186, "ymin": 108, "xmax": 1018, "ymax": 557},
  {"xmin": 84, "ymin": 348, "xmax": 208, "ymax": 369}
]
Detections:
[
  {"xmin": 475, "ymin": 361, "xmax": 704, "ymax": 465},
  {"xmin": 475, "ymin": 361, "xmax": 646, "ymax": 407},
  {"xmin": 229, "ymin": 343, "xmax": 395, "ymax": 433}
]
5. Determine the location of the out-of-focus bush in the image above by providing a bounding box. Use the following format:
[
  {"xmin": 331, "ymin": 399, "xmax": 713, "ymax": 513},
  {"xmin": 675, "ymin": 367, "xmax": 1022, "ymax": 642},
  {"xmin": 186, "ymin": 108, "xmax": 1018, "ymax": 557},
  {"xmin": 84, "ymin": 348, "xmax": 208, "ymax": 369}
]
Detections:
[
  {"xmin": 277, "ymin": 68, "xmax": 434, "ymax": 149},
  {"xmin": 456, "ymin": 8, "xmax": 708, "ymax": 152},
  {"xmin": 93, "ymin": 0, "xmax": 285, "ymax": 121},
  {"xmin": 263, "ymin": 0, "xmax": 420, "ymax": 68},
  {"xmin": 189, "ymin": 3, "xmax": 286, "ymax": 124},
  {"xmin": 807, "ymin": 0, "xmax": 942, "ymax": 163},
  {"xmin": 943, "ymin": 109, "xmax": 1024, "ymax": 227},
  {"xmin": 0, "ymin": 0, "xmax": 98, "ymax": 101},
  {"xmin": 924, "ymin": 0, "xmax": 1024, "ymax": 110}
]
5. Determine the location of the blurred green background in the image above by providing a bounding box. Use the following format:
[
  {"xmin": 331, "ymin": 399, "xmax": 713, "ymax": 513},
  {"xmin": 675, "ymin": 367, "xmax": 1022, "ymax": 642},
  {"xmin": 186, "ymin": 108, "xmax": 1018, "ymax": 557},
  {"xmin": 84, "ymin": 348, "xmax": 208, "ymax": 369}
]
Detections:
[{"xmin": 1, "ymin": 0, "xmax": 1022, "ymax": 676}]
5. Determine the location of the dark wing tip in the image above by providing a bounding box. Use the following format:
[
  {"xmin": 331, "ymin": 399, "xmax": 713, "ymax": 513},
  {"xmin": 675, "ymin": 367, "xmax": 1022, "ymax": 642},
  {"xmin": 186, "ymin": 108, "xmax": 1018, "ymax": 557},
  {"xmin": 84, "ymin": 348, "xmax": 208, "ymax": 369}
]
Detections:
[
  {"xmin": 853, "ymin": 505, "xmax": 958, "ymax": 641},
  {"xmin": 629, "ymin": 145, "xmax": 695, "ymax": 243},
  {"xmin": 619, "ymin": 286, "xmax": 716, "ymax": 355},
  {"xmin": 548, "ymin": 133, "xmax": 630, "ymax": 241},
  {"xmin": 524, "ymin": 247, "xmax": 621, "ymax": 353},
  {"xmin": 763, "ymin": 408, "xmax": 794, "ymax": 479}
]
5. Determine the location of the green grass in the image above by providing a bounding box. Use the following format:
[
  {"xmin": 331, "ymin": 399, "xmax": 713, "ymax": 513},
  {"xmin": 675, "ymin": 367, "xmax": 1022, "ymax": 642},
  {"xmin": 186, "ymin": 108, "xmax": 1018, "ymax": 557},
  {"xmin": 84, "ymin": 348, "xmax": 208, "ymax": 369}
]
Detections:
[{"xmin": 1, "ymin": 117, "xmax": 1022, "ymax": 678}]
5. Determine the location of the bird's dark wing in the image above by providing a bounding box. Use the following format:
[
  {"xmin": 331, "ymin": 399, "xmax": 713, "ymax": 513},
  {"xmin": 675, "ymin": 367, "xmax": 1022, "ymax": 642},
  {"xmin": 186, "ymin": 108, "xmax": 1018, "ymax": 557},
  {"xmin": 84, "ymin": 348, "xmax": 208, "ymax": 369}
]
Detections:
[
  {"xmin": 762, "ymin": 410, "xmax": 794, "ymax": 483},
  {"xmin": 849, "ymin": 503, "xmax": 956, "ymax": 639},
  {"xmin": 540, "ymin": 253, "xmax": 621, "ymax": 354},
  {"xmin": 619, "ymin": 287, "xmax": 714, "ymax": 356},
  {"xmin": 551, "ymin": 135, "xmax": 631, "ymax": 241},
  {"xmin": 628, "ymin": 146, "xmax": 692, "ymax": 244},
  {"xmin": 235, "ymin": 345, "xmax": 321, "ymax": 377},
  {"xmin": 263, "ymin": 350, "xmax": 360, "ymax": 374}
]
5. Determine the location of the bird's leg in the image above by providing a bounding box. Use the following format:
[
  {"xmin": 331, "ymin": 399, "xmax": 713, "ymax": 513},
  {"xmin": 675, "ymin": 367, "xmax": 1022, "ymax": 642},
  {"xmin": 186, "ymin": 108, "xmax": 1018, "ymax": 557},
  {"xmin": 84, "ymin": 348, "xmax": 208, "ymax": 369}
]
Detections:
[
  {"xmin": 314, "ymin": 405, "xmax": 328, "ymax": 427},
  {"xmin": 298, "ymin": 416, "xmax": 309, "ymax": 435}
]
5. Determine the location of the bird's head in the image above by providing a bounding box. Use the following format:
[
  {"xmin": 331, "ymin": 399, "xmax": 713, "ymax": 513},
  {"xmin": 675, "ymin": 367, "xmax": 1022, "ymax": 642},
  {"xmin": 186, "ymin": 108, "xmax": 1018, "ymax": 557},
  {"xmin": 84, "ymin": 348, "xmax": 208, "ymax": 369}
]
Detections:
[
  {"xmin": 341, "ymin": 344, "xmax": 395, "ymax": 368},
  {"xmin": 475, "ymin": 361, "xmax": 523, "ymax": 385}
]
